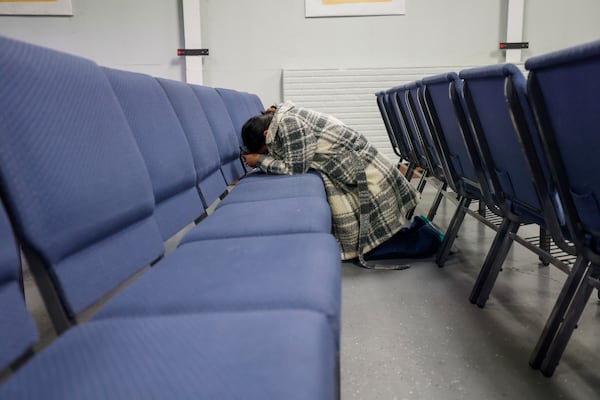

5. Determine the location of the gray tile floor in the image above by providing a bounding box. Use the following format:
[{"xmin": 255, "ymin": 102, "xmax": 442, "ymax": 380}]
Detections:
[{"xmin": 340, "ymin": 183, "xmax": 600, "ymax": 400}]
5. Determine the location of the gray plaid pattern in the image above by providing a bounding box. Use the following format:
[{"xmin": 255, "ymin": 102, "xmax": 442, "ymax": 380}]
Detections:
[{"xmin": 258, "ymin": 102, "xmax": 418, "ymax": 261}]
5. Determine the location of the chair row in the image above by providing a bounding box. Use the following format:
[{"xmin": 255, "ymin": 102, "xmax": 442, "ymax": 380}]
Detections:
[
  {"xmin": 376, "ymin": 39, "xmax": 600, "ymax": 377},
  {"xmin": 0, "ymin": 35, "xmax": 340, "ymax": 399}
]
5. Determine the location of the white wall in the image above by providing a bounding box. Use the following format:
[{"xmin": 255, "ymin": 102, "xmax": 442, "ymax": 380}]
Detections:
[
  {"xmin": 0, "ymin": 0, "xmax": 185, "ymax": 79},
  {"xmin": 523, "ymin": 0, "xmax": 600, "ymax": 56},
  {"xmin": 1, "ymin": 0, "xmax": 599, "ymax": 101},
  {"xmin": 200, "ymin": 0, "xmax": 505, "ymax": 104},
  {"xmin": 200, "ymin": 0, "xmax": 600, "ymax": 105}
]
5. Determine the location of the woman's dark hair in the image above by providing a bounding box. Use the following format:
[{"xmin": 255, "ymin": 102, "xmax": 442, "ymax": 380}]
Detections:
[{"xmin": 241, "ymin": 110, "xmax": 275, "ymax": 152}]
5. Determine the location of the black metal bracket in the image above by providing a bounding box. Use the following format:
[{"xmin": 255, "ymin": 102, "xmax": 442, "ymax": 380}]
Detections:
[
  {"xmin": 499, "ymin": 42, "xmax": 529, "ymax": 50},
  {"xmin": 177, "ymin": 48, "xmax": 209, "ymax": 56}
]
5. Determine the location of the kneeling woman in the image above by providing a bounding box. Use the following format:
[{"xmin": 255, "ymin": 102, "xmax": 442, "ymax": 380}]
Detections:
[{"xmin": 241, "ymin": 102, "xmax": 442, "ymax": 269}]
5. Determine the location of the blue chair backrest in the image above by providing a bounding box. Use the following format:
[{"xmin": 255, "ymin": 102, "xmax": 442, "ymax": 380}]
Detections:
[
  {"xmin": 157, "ymin": 78, "xmax": 229, "ymax": 208},
  {"xmin": 216, "ymin": 87, "xmax": 254, "ymax": 145},
  {"xmin": 459, "ymin": 64, "xmax": 542, "ymax": 220},
  {"xmin": 526, "ymin": 39, "xmax": 600, "ymax": 244},
  {"xmin": 245, "ymin": 92, "xmax": 265, "ymax": 115},
  {"xmin": 384, "ymin": 87, "xmax": 417, "ymax": 165},
  {"xmin": 393, "ymin": 85, "xmax": 428, "ymax": 169},
  {"xmin": 0, "ymin": 200, "xmax": 38, "ymax": 371},
  {"xmin": 375, "ymin": 91, "xmax": 403, "ymax": 159},
  {"xmin": 102, "ymin": 68, "xmax": 204, "ymax": 240},
  {"xmin": 0, "ymin": 36, "xmax": 164, "ymax": 318},
  {"xmin": 406, "ymin": 81, "xmax": 443, "ymax": 174},
  {"xmin": 502, "ymin": 64, "xmax": 569, "ymax": 242},
  {"xmin": 421, "ymin": 73, "xmax": 481, "ymax": 197},
  {"xmin": 190, "ymin": 85, "xmax": 245, "ymax": 184}
]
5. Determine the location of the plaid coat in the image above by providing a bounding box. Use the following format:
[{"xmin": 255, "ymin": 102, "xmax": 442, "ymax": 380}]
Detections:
[{"xmin": 257, "ymin": 102, "xmax": 418, "ymax": 263}]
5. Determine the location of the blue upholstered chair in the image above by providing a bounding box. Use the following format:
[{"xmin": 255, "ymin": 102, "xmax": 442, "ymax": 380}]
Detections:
[
  {"xmin": 190, "ymin": 84, "xmax": 329, "ymax": 208},
  {"xmin": 383, "ymin": 86, "xmax": 422, "ymax": 180},
  {"xmin": 420, "ymin": 73, "xmax": 494, "ymax": 267},
  {"xmin": 0, "ymin": 38, "xmax": 340, "ymax": 390},
  {"xmin": 103, "ymin": 68, "xmax": 205, "ymax": 240},
  {"xmin": 391, "ymin": 84, "xmax": 430, "ymax": 182},
  {"xmin": 157, "ymin": 77, "xmax": 230, "ymax": 208},
  {"xmin": 406, "ymin": 80, "xmax": 450, "ymax": 220},
  {"xmin": 154, "ymin": 83, "xmax": 333, "ymax": 240},
  {"xmin": 108, "ymin": 70, "xmax": 329, "ymax": 247},
  {"xmin": 216, "ymin": 87, "xmax": 256, "ymax": 143},
  {"xmin": 523, "ymin": 39, "xmax": 600, "ymax": 376},
  {"xmin": 0, "ymin": 194, "xmax": 337, "ymax": 399},
  {"xmin": 458, "ymin": 64, "xmax": 573, "ymax": 309},
  {"xmin": 405, "ymin": 81, "xmax": 445, "ymax": 180},
  {"xmin": 245, "ymin": 91, "xmax": 265, "ymax": 114},
  {"xmin": 376, "ymin": 90, "xmax": 407, "ymax": 163},
  {"xmin": 158, "ymin": 78, "xmax": 327, "ymax": 210},
  {"xmin": 190, "ymin": 84, "xmax": 247, "ymax": 184},
  {"xmin": 0, "ymin": 35, "xmax": 166, "ymax": 331}
]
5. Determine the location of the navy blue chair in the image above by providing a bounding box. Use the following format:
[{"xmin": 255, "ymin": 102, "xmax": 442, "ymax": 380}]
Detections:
[
  {"xmin": 0, "ymin": 36, "xmax": 165, "ymax": 331},
  {"xmin": 103, "ymin": 68, "xmax": 205, "ymax": 241},
  {"xmin": 406, "ymin": 80, "xmax": 450, "ymax": 220},
  {"xmin": 376, "ymin": 90, "xmax": 408, "ymax": 164},
  {"xmin": 157, "ymin": 79, "xmax": 328, "ymax": 210},
  {"xmin": 190, "ymin": 84, "xmax": 246, "ymax": 184},
  {"xmin": 0, "ymin": 237, "xmax": 335, "ymax": 399},
  {"xmin": 524, "ymin": 39, "xmax": 600, "ymax": 376},
  {"xmin": 392, "ymin": 84, "xmax": 430, "ymax": 184},
  {"xmin": 460, "ymin": 65, "xmax": 536, "ymax": 304},
  {"xmin": 458, "ymin": 64, "xmax": 566, "ymax": 307},
  {"xmin": 197, "ymin": 87, "xmax": 331, "ymax": 205},
  {"xmin": 0, "ymin": 35, "xmax": 341, "ymax": 365},
  {"xmin": 500, "ymin": 60, "xmax": 581, "ymax": 376},
  {"xmin": 406, "ymin": 81, "xmax": 445, "ymax": 180},
  {"xmin": 383, "ymin": 86, "xmax": 422, "ymax": 180},
  {"xmin": 222, "ymin": 90, "xmax": 329, "ymax": 204},
  {"xmin": 98, "ymin": 73, "xmax": 338, "ymax": 331},
  {"xmin": 216, "ymin": 87, "xmax": 256, "ymax": 143},
  {"xmin": 420, "ymin": 73, "xmax": 496, "ymax": 267},
  {"xmin": 157, "ymin": 77, "xmax": 230, "ymax": 208},
  {"xmin": 106, "ymin": 71, "xmax": 330, "ymax": 246},
  {"xmin": 106, "ymin": 70, "xmax": 331, "ymax": 243},
  {"xmin": 420, "ymin": 74, "xmax": 467, "ymax": 197},
  {"xmin": 245, "ymin": 91, "xmax": 265, "ymax": 114},
  {"xmin": 0, "ymin": 194, "xmax": 337, "ymax": 399},
  {"xmin": 386, "ymin": 83, "xmax": 436, "ymax": 220}
]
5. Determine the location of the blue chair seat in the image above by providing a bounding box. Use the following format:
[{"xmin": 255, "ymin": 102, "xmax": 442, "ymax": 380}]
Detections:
[
  {"xmin": 93, "ymin": 233, "xmax": 341, "ymax": 338},
  {"xmin": 220, "ymin": 172, "xmax": 327, "ymax": 206},
  {"xmin": 0, "ymin": 310, "xmax": 335, "ymax": 400},
  {"xmin": 183, "ymin": 197, "xmax": 332, "ymax": 242}
]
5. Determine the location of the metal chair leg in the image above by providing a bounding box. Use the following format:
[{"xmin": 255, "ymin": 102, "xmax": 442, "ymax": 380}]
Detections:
[
  {"xmin": 540, "ymin": 264, "xmax": 599, "ymax": 377},
  {"xmin": 436, "ymin": 196, "xmax": 471, "ymax": 267},
  {"xmin": 404, "ymin": 163, "xmax": 415, "ymax": 181},
  {"xmin": 478, "ymin": 200, "xmax": 486, "ymax": 217},
  {"xmin": 539, "ymin": 226, "xmax": 552, "ymax": 266},
  {"xmin": 426, "ymin": 182, "xmax": 448, "ymax": 222},
  {"xmin": 406, "ymin": 171, "xmax": 428, "ymax": 220},
  {"xmin": 469, "ymin": 219, "xmax": 520, "ymax": 307},
  {"xmin": 415, "ymin": 171, "xmax": 428, "ymax": 194},
  {"xmin": 529, "ymin": 255, "xmax": 590, "ymax": 370}
]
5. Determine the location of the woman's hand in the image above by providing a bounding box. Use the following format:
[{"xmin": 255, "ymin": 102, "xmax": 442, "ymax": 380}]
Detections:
[{"xmin": 242, "ymin": 153, "xmax": 261, "ymax": 168}]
